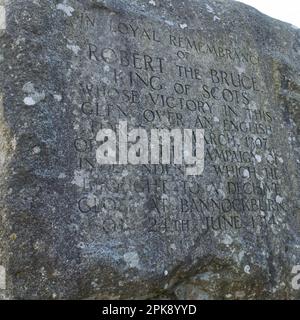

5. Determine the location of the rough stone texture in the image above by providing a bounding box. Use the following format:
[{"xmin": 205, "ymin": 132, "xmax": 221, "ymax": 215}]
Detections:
[{"xmin": 0, "ymin": 0, "xmax": 300, "ymax": 299}]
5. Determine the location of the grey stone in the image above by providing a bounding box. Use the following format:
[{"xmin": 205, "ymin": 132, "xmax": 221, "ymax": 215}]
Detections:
[{"xmin": 0, "ymin": 0, "xmax": 300, "ymax": 299}]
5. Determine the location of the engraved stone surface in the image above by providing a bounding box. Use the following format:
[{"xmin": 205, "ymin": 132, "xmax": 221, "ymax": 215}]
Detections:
[{"xmin": 0, "ymin": 0, "xmax": 300, "ymax": 299}]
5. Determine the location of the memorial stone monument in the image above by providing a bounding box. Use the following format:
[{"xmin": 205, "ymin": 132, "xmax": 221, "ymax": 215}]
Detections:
[{"xmin": 0, "ymin": 0, "xmax": 300, "ymax": 299}]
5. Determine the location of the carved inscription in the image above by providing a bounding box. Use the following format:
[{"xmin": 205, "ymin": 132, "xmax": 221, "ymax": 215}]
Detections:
[{"xmin": 68, "ymin": 11, "xmax": 288, "ymax": 236}]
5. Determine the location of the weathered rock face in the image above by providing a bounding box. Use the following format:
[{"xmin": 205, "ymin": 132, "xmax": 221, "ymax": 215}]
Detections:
[{"xmin": 0, "ymin": 0, "xmax": 300, "ymax": 299}]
